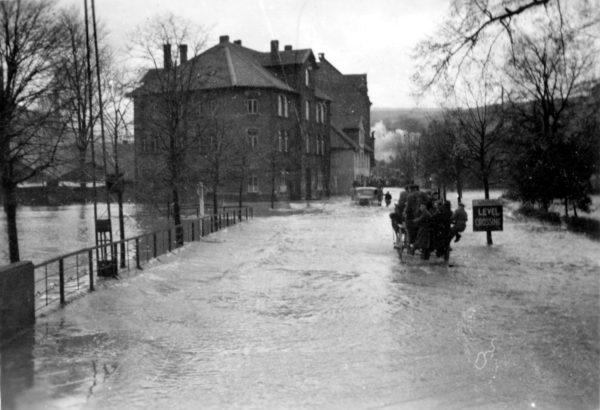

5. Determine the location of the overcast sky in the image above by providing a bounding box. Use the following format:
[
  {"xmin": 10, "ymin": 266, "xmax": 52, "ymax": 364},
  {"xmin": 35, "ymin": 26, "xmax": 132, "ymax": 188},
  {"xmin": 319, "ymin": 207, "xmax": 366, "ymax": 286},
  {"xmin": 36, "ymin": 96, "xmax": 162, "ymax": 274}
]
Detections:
[{"xmin": 62, "ymin": 0, "xmax": 450, "ymax": 108}]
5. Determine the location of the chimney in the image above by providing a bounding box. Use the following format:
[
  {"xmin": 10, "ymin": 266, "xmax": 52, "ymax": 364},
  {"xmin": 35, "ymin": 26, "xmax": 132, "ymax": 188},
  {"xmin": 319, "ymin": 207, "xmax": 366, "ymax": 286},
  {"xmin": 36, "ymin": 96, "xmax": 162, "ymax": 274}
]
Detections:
[
  {"xmin": 318, "ymin": 52, "xmax": 325, "ymax": 61},
  {"xmin": 163, "ymin": 44, "xmax": 172, "ymax": 69},
  {"xmin": 284, "ymin": 45, "xmax": 292, "ymax": 51},
  {"xmin": 179, "ymin": 44, "xmax": 188, "ymax": 64},
  {"xmin": 270, "ymin": 40, "xmax": 279, "ymax": 63},
  {"xmin": 233, "ymin": 39, "xmax": 242, "ymax": 45},
  {"xmin": 219, "ymin": 35, "xmax": 229, "ymax": 44}
]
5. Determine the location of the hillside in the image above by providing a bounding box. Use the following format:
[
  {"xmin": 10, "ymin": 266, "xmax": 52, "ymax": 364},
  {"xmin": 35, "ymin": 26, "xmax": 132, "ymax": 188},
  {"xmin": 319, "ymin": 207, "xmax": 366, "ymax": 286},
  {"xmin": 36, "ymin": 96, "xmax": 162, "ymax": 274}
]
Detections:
[{"xmin": 370, "ymin": 107, "xmax": 443, "ymax": 131}]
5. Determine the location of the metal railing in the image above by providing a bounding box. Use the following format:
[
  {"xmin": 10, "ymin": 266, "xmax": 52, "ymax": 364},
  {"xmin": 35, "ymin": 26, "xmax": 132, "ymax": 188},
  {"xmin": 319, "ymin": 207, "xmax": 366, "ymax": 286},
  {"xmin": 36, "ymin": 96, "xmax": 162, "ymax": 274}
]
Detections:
[{"xmin": 33, "ymin": 207, "xmax": 252, "ymax": 315}]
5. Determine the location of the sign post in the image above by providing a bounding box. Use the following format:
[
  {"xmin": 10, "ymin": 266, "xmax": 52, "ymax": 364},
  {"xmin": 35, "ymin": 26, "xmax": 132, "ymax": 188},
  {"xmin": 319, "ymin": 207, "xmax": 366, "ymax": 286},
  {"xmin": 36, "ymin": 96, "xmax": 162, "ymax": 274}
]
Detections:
[{"xmin": 473, "ymin": 199, "xmax": 503, "ymax": 245}]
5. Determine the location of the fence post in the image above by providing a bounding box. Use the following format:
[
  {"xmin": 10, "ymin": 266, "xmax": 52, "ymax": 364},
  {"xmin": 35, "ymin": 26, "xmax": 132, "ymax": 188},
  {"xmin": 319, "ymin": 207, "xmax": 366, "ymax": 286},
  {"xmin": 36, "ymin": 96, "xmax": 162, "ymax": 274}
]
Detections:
[
  {"xmin": 135, "ymin": 238, "xmax": 141, "ymax": 269},
  {"xmin": 59, "ymin": 259, "xmax": 65, "ymax": 306},
  {"xmin": 192, "ymin": 222, "xmax": 195, "ymax": 241},
  {"xmin": 88, "ymin": 249, "xmax": 94, "ymax": 291},
  {"xmin": 168, "ymin": 229, "xmax": 172, "ymax": 252}
]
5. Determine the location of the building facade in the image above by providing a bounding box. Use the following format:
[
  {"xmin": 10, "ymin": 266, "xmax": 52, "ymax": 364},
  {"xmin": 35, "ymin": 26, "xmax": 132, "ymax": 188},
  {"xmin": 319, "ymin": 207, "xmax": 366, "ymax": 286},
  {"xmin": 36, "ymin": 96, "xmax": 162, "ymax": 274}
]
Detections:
[
  {"xmin": 132, "ymin": 36, "xmax": 371, "ymax": 203},
  {"xmin": 314, "ymin": 54, "xmax": 373, "ymax": 194}
]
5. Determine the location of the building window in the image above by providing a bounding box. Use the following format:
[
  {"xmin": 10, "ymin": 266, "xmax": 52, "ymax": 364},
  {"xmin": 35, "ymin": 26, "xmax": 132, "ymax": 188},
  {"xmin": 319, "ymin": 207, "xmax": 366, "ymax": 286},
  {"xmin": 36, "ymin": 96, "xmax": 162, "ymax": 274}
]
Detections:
[
  {"xmin": 305, "ymin": 68, "xmax": 309, "ymax": 87},
  {"xmin": 321, "ymin": 138, "xmax": 325, "ymax": 155},
  {"xmin": 305, "ymin": 133, "xmax": 310, "ymax": 154},
  {"xmin": 277, "ymin": 96, "xmax": 289, "ymax": 118},
  {"xmin": 247, "ymin": 98, "xmax": 258, "ymax": 114},
  {"xmin": 315, "ymin": 135, "xmax": 320, "ymax": 155},
  {"xmin": 278, "ymin": 130, "xmax": 283, "ymax": 152},
  {"xmin": 305, "ymin": 100, "xmax": 310, "ymax": 121},
  {"xmin": 277, "ymin": 95, "xmax": 284, "ymax": 117},
  {"xmin": 248, "ymin": 175, "xmax": 259, "ymax": 193},
  {"xmin": 316, "ymin": 103, "xmax": 325, "ymax": 123},
  {"xmin": 248, "ymin": 128, "xmax": 258, "ymax": 148},
  {"xmin": 284, "ymin": 131, "xmax": 289, "ymax": 152}
]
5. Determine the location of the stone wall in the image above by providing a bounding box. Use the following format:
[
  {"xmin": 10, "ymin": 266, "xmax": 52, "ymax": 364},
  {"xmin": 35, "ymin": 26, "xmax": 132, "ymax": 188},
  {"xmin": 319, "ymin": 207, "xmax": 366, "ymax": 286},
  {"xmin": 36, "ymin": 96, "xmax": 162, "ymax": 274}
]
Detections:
[{"xmin": 0, "ymin": 261, "xmax": 35, "ymax": 344}]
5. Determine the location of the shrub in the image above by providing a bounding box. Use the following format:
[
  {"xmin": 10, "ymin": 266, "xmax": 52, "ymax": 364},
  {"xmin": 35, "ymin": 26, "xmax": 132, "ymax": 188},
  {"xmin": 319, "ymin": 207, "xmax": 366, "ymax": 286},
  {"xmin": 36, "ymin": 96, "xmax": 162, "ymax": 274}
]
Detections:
[
  {"xmin": 516, "ymin": 203, "xmax": 561, "ymax": 224},
  {"xmin": 565, "ymin": 217, "xmax": 600, "ymax": 240}
]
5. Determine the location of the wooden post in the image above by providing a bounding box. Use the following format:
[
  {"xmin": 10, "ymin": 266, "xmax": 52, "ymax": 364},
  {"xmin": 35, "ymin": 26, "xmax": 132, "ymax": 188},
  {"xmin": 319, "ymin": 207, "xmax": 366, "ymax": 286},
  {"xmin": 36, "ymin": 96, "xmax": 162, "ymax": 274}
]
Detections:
[{"xmin": 88, "ymin": 249, "xmax": 94, "ymax": 291}]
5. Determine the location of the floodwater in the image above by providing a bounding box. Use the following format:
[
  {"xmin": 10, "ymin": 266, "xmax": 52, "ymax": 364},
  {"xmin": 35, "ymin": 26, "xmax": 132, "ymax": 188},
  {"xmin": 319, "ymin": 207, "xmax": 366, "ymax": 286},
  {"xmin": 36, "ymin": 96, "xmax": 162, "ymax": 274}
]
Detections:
[
  {"xmin": 0, "ymin": 203, "xmax": 169, "ymax": 266},
  {"xmin": 1, "ymin": 191, "xmax": 599, "ymax": 409}
]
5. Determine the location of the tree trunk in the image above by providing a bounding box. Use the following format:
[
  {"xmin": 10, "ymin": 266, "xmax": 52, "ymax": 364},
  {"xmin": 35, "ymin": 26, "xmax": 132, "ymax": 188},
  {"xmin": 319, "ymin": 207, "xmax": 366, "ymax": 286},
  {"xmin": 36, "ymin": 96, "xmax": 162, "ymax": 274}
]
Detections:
[
  {"xmin": 79, "ymin": 151, "xmax": 87, "ymax": 191},
  {"xmin": 573, "ymin": 202, "xmax": 578, "ymax": 218},
  {"xmin": 238, "ymin": 179, "xmax": 243, "ymax": 221},
  {"xmin": 271, "ymin": 175, "xmax": 276, "ymax": 209},
  {"xmin": 212, "ymin": 183, "xmax": 218, "ymax": 216},
  {"xmin": 117, "ymin": 190, "xmax": 126, "ymax": 268},
  {"xmin": 172, "ymin": 188, "xmax": 183, "ymax": 246},
  {"xmin": 564, "ymin": 198, "xmax": 569, "ymax": 218},
  {"xmin": 483, "ymin": 175, "xmax": 493, "ymax": 245},
  {"xmin": 455, "ymin": 167, "xmax": 463, "ymax": 204},
  {"xmin": 2, "ymin": 183, "xmax": 20, "ymax": 263}
]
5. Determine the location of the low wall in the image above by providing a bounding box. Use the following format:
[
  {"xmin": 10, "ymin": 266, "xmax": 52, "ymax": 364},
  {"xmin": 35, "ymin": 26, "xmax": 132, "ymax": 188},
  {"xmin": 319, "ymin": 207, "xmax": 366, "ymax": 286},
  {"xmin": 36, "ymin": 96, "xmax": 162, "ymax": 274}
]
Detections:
[{"xmin": 0, "ymin": 261, "xmax": 35, "ymax": 344}]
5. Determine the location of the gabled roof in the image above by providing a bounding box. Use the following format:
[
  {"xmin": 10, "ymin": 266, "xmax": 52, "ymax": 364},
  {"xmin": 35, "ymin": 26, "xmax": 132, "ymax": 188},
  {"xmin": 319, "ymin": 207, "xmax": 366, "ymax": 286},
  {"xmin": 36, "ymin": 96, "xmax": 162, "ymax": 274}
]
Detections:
[
  {"xmin": 133, "ymin": 40, "xmax": 297, "ymax": 96},
  {"xmin": 192, "ymin": 41, "xmax": 296, "ymax": 91}
]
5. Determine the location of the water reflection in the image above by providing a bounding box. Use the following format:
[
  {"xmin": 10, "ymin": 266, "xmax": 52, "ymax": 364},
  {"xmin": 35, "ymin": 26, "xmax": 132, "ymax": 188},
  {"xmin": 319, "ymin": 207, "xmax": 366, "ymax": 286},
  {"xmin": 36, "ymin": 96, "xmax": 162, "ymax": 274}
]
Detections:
[
  {"xmin": 0, "ymin": 203, "xmax": 168, "ymax": 266},
  {"xmin": 1, "ymin": 329, "xmax": 34, "ymax": 410}
]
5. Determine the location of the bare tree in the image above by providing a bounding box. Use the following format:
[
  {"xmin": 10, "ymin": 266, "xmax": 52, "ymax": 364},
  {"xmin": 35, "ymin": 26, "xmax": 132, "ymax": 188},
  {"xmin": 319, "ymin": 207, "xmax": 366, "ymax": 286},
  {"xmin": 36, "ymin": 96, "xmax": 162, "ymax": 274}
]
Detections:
[
  {"xmin": 196, "ymin": 115, "xmax": 240, "ymax": 216},
  {"xmin": 129, "ymin": 13, "xmax": 208, "ymax": 244},
  {"xmin": 261, "ymin": 133, "xmax": 289, "ymax": 209},
  {"xmin": 412, "ymin": 0, "xmax": 599, "ymax": 94},
  {"xmin": 393, "ymin": 131, "xmax": 422, "ymax": 186},
  {"xmin": 104, "ymin": 67, "xmax": 133, "ymax": 266},
  {"xmin": 0, "ymin": 0, "xmax": 68, "ymax": 263},
  {"xmin": 504, "ymin": 2, "xmax": 599, "ymax": 213},
  {"xmin": 451, "ymin": 63, "xmax": 507, "ymax": 245},
  {"xmin": 52, "ymin": 8, "xmax": 109, "ymax": 189},
  {"xmin": 421, "ymin": 114, "xmax": 467, "ymax": 201}
]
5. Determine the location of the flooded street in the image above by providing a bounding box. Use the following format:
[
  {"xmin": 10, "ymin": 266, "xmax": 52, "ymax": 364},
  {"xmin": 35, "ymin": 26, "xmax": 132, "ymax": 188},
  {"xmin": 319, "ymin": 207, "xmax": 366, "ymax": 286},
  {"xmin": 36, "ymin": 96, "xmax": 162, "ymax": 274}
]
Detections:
[{"xmin": 2, "ymin": 191, "xmax": 599, "ymax": 409}]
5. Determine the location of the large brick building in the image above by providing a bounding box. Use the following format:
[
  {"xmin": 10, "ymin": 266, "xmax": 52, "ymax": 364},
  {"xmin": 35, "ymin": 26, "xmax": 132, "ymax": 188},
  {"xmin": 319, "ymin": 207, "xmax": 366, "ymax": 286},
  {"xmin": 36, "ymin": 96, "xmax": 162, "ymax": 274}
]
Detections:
[{"xmin": 131, "ymin": 35, "xmax": 372, "ymax": 202}]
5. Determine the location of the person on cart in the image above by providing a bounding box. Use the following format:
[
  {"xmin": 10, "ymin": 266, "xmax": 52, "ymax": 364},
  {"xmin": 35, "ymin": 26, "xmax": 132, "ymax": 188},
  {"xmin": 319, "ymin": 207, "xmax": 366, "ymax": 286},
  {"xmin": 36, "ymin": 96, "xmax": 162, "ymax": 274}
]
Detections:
[
  {"xmin": 451, "ymin": 202, "xmax": 468, "ymax": 242},
  {"xmin": 430, "ymin": 200, "xmax": 453, "ymax": 258},
  {"xmin": 412, "ymin": 201, "xmax": 434, "ymax": 260}
]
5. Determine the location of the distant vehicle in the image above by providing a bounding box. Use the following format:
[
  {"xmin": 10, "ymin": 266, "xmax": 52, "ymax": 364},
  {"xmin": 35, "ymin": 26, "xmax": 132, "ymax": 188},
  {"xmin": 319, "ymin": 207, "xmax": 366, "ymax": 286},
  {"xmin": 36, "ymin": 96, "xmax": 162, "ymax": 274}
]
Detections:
[{"xmin": 352, "ymin": 186, "xmax": 380, "ymax": 206}]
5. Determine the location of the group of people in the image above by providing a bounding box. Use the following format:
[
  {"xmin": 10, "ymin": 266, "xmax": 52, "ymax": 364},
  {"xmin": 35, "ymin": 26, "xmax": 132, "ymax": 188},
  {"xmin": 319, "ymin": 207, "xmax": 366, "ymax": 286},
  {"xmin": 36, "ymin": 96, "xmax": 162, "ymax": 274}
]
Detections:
[{"xmin": 390, "ymin": 185, "xmax": 468, "ymax": 260}]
